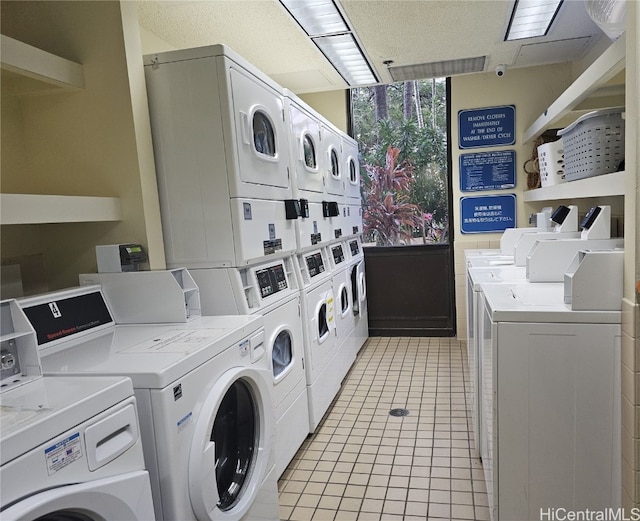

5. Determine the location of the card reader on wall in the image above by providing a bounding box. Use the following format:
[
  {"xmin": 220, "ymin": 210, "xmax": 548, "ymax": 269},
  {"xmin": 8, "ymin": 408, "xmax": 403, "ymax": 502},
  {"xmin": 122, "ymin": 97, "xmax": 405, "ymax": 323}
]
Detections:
[
  {"xmin": 551, "ymin": 205, "xmax": 578, "ymax": 232},
  {"xmin": 580, "ymin": 205, "xmax": 611, "ymax": 240},
  {"xmin": 96, "ymin": 244, "xmax": 147, "ymax": 273}
]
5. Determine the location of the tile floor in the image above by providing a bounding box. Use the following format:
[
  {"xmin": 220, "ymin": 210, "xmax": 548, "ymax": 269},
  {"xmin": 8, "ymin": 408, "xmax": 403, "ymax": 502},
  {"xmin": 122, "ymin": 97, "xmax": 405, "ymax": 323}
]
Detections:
[{"xmin": 277, "ymin": 336, "xmax": 489, "ymax": 521}]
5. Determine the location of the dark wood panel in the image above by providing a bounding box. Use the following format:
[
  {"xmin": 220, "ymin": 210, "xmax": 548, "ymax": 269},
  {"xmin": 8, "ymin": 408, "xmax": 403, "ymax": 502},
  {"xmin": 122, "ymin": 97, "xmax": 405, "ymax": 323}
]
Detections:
[{"xmin": 364, "ymin": 245, "xmax": 456, "ymax": 336}]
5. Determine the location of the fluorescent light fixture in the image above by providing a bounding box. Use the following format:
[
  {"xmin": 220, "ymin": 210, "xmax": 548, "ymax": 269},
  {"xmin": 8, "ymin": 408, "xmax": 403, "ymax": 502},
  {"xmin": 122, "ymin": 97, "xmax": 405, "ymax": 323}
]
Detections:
[
  {"xmin": 279, "ymin": 0, "xmax": 348, "ymax": 36},
  {"xmin": 314, "ymin": 34, "xmax": 377, "ymax": 85},
  {"xmin": 505, "ymin": 0, "xmax": 564, "ymax": 40},
  {"xmin": 279, "ymin": 0, "xmax": 378, "ymax": 86},
  {"xmin": 389, "ymin": 56, "xmax": 487, "ymax": 82}
]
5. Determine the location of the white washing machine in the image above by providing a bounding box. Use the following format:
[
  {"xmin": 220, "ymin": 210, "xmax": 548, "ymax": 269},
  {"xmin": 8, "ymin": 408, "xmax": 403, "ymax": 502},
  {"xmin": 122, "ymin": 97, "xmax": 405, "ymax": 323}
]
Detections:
[
  {"xmin": 144, "ymin": 44, "xmax": 298, "ymax": 268},
  {"xmin": 1, "ymin": 375, "xmax": 156, "ymax": 521},
  {"xmin": 328, "ymin": 240, "xmax": 356, "ymax": 383},
  {"xmin": 342, "ymin": 134, "xmax": 361, "ymax": 203},
  {"xmin": 347, "ymin": 236, "xmax": 369, "ymax": 358},
  {"xmin": 295, "ymin": 247, "xmax": 341, "ymax": 432},
  {"xmin": 188, "ymin": 257, "xmax": 309, "ymax": 479},
  {"xmin": 465, "ymin": 265, "xmax": 527, "ymax": 461},
  {"xmin": 19, "ymin": 287, "xmax": 279, "ymax": 521},
  {"xmin": 479, "ymin": 282, "xmax": 621, "ymax": 521},
  {"xmin": 1, "ymin": 298, "xmax": 155, "ymax": 521}
]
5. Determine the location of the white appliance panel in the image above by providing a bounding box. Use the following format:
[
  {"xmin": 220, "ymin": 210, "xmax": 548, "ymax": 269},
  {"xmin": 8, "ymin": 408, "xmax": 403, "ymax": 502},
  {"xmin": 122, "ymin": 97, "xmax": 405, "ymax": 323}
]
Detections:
[
  {"xmin": 321, "ymin": 122, "xmax": 344, "ymax": 199},
  {"xmin": 287, "ymin": 97, "xmax": 324, "ymax": 200},
  {"xmin": 342, "ymin": 135, "xmax": 361, "ymax": 202}
]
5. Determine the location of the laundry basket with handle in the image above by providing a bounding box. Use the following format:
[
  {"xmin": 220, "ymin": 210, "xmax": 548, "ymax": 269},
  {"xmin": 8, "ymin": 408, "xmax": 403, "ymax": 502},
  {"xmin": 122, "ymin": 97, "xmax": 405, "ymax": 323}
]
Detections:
[{"xmin": 557, "ymin": 108, "xmax": 625, "ymax": 181}]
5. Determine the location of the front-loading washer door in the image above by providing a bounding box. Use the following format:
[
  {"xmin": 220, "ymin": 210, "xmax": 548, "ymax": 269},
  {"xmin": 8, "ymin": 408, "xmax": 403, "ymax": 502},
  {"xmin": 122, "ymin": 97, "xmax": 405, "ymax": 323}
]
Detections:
[
  {"xmin": 1, "ymin": 470, "xmax": 155, "ymax": 521},
  {"xmin": 189, "ymin": 367, "xmax": 273, "ymax": 521},
  {"xmin": 272, "ymin": 329, "xmax": 293, "ymax": 380}
]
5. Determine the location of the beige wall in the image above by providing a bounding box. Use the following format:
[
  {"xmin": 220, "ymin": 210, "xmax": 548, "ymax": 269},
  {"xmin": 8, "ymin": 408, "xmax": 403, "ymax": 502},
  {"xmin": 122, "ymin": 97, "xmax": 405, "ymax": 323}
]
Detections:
[
  {"xmin": 0, "ymin": 0, "xmax": 165, "ymax": 292},
  {"xmin": 621, "ymin": 0, "xmax": 640, "ymax": 510},
  {"xmin": 450, "ymin": 63, "xmax": 575, "ymax": 339},
  {"xmin": 300, "ymin": 90, "xmax": 349, "ymax": 133}
]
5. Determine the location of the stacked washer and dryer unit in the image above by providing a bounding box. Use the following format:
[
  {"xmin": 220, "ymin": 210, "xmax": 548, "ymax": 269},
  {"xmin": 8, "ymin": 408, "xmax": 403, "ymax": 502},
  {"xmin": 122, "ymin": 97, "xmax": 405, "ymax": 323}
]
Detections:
[
  {"xmin": 285, "ymin": 90, "xmax": 368, "ymax": 432},
  {"xmin": 0, "ymin": 298, "xmax": 156, "ymax": 521},
  {"xmin": 143, "ymin": 45, "xmax": 368, "ymax": 475}
]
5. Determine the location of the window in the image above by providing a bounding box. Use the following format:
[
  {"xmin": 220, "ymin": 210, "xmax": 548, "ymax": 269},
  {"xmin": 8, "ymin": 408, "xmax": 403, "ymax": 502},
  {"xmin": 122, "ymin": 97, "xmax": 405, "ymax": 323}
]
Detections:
[{"xmin": 351, "ymin": 79, "xmax": 449, "ymax": 246}]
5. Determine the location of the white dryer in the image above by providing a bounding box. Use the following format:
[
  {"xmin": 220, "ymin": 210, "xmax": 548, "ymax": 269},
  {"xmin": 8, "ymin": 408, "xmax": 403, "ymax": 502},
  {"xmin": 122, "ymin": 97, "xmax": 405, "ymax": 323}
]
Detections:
[
  {"xmin": 19, "ymin": 287, "xmax": 279, "ymax": 521},
  {"xmin": 188, "ymin": 257, "xmax": 309, "ymax": 479},
  {"xmin": 328, "ymin": 240, "xmax": 356, "ymax": 383},
  {"xmin": 144, "ymin": 44, "xmax": 298, "ymax": 268},
  {"xmin": 342, "ymin": 134, "xmax": 361, "ymax": 203},
  {"xmin": 1, "ymin": 298, "xmax": 155, "ymax": 521},
  {"xmin": 295, "ymin": 247, "xmax": 340, "ymax": 432},
  {"xmin": 285, "ymin": 90, "xmax": 337, "ymax": 252},
  {"xmin": 479, "ymin": 282, "xmax": 621, "ymax": 521},
  {"xmin": 346, "ymin": 236, "xmax": 369, "ymax": 359}
]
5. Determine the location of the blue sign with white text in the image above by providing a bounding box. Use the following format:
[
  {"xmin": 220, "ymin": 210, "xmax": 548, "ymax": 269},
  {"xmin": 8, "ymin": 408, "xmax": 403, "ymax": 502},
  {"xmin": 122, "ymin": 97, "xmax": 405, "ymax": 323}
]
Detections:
[
  {"xmin": 458, "ymin": 105, "xmax": 516, "ymax": 149},
  {"xmin": 460, "ymin": 194, "xmax": 516, "ymax": 234},
  {"xmin": 460, "ymin": 150, "xmax": 516, "ymax": 191}
]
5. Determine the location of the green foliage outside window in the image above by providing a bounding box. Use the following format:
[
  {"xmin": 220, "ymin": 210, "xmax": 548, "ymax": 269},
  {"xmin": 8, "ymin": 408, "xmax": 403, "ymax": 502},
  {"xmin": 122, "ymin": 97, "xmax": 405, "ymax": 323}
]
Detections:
[{"xmin": 352, "ymin": 79, "xmax": 449, "ymax": 246}]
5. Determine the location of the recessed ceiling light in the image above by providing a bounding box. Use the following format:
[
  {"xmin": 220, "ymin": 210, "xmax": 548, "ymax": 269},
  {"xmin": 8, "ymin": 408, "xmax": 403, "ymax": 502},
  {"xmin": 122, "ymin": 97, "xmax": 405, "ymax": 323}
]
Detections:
[
  {"xmin": 505, "ymin": 0, "xmax": 564, "ymax": 41},
  {"xmin": 279, "ymin": 0, "xmax": 378, "ymax": 86}
]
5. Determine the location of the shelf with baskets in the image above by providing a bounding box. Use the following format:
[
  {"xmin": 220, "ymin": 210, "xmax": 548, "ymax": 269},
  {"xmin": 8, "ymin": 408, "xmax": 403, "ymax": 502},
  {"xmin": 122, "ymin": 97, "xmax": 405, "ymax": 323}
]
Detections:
[
  {"xmin": 523, "ymin": 34, "xmax": 625, "ymax": 145},
  {"xmin": 523, "ymin": 170, "xmax": 625, "ymax": 202}
]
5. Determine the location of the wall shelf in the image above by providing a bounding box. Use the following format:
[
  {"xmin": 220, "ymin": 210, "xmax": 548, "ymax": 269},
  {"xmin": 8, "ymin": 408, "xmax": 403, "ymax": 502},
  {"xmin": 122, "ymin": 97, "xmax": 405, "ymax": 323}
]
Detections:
[
  {"xmin": 1, "ymin": 34, "xmax": 85, "ymax": 93},
  {"xmin": 523, "ymin": 35, "xmax": 626, "ymax": 144},
  {"xmin": 1, "ymin": 194, "xmax": 122, "ymax": 225},
  {"xmin": 523, "ymin": 171, "xmax": 625, "ymax": 202}
]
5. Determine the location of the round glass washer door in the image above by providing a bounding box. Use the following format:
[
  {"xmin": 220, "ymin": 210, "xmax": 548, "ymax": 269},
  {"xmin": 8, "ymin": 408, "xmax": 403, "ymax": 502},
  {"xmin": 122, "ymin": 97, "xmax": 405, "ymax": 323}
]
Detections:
[
  {"xmin": 330, "ymin": 148, "xmax": 340, "ymax": 179},
  {"xmin": 272, "ymin": 329, "xmax": 293, "ymax": 379},
  {"xmin": 189, "ymin": 367, "xmax": 273, "ymax": 520},
  {"xmin": 252, "ymin": 111, "xmax": 276, "ymax": 157}
]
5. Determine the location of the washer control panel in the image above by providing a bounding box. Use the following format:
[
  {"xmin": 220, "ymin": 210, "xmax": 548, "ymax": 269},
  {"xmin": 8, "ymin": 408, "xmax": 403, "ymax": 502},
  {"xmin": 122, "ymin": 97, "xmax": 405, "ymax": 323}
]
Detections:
[
  {"xmin": 305, "ymin": 252, "xmax": 325, "ymax": 278},
  {"xmin": 256, "ymin": 264, "xmax": 288, "ymax": 298}
]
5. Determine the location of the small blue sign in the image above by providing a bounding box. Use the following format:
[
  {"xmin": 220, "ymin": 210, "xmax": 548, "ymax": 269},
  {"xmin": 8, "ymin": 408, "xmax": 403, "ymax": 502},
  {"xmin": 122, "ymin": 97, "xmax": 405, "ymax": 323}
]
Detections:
[
  {"xmin": 458, "ymin": 105, "xmax": 516, "ymax": 149},
  {"xmin": 460, "ymin": 194, "xmax": 516, "ymax": 234},
  {"xmin": 460, "ymin": 150, "xmax": 516, "ymax": 192}
]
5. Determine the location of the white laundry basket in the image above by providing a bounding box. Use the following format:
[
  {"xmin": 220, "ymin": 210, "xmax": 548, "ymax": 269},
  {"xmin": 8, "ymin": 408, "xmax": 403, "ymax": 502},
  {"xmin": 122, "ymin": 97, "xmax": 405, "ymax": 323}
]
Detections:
[
  {"xmin": 557, "ymin": 108, "xmax": 625, "ymax": 181},
  {"xmin": 537, "ymin": 139, "xmax": 565, "ymax": 187}
]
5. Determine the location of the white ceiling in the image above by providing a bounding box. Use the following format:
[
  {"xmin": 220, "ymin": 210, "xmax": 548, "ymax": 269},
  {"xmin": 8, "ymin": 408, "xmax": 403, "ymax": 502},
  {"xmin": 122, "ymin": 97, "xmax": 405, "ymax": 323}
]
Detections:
[{"xmin": 136, "ymin": 0, "xmax": 609, "ymax": 94}]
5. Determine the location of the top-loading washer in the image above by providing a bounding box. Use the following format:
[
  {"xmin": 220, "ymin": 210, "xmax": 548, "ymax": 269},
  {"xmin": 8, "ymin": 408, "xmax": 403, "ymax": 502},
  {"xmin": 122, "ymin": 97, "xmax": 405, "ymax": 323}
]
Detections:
[
  {"xmin": 465, "ymin": 265, "xmax": 527, "ymax": 461},
  {"xmin": 0, "ymin": 299, "xmax": 156, "ymax": 521},
  {"xmin": 478, "ymin": 281, "xmax": 621, "ymax": 521},
  {"xmin": 295, "ymin": 246, "xmax": 340, "ymax": 432},
  {"xmin": 19, "ymin": 286, "xmax": 279, "ymax": 521},
  {"xmin": 187, "ymin": 257, "xmax": 308, "ymax": 479},
  {"xmin": 144, "ymin": 44, "xmax": 298, "ymax": 268}
]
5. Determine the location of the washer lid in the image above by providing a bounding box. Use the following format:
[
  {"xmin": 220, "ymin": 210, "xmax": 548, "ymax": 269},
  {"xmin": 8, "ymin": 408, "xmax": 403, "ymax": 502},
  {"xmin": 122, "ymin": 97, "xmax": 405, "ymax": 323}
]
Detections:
[
  {"xmin": 0, "ymin": 375, "xmax": 133, "ymax": 465},
  {"xmin": 481, "ymin": 282, "xmax": 621, "ymax": 324},
  {"xmin": 39, "ymin": 316, "xmax": 263, "ymax": 389}
]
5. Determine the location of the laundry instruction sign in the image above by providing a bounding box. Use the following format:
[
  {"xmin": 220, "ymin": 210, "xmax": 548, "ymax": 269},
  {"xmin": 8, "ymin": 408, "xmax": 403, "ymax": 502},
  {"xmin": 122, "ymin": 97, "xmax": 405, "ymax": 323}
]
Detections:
[
  {"xmin": 460, "ymin": 194, "xmax": 516, "ymax": 234},
  {"xmin": 458, "ymin": 105, "xmax": 515, "ymax": 149},
  {"xmin": 460, "ymin": 150, "xmax": 516, "ymax": 191}
]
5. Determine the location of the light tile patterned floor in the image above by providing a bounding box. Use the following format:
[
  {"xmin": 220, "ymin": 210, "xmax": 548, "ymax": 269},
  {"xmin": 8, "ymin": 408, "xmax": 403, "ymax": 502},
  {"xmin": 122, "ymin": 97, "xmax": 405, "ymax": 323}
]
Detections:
[{"xmin": 277, "ymin": 336, "xmax": 489, "ymax": 521}]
